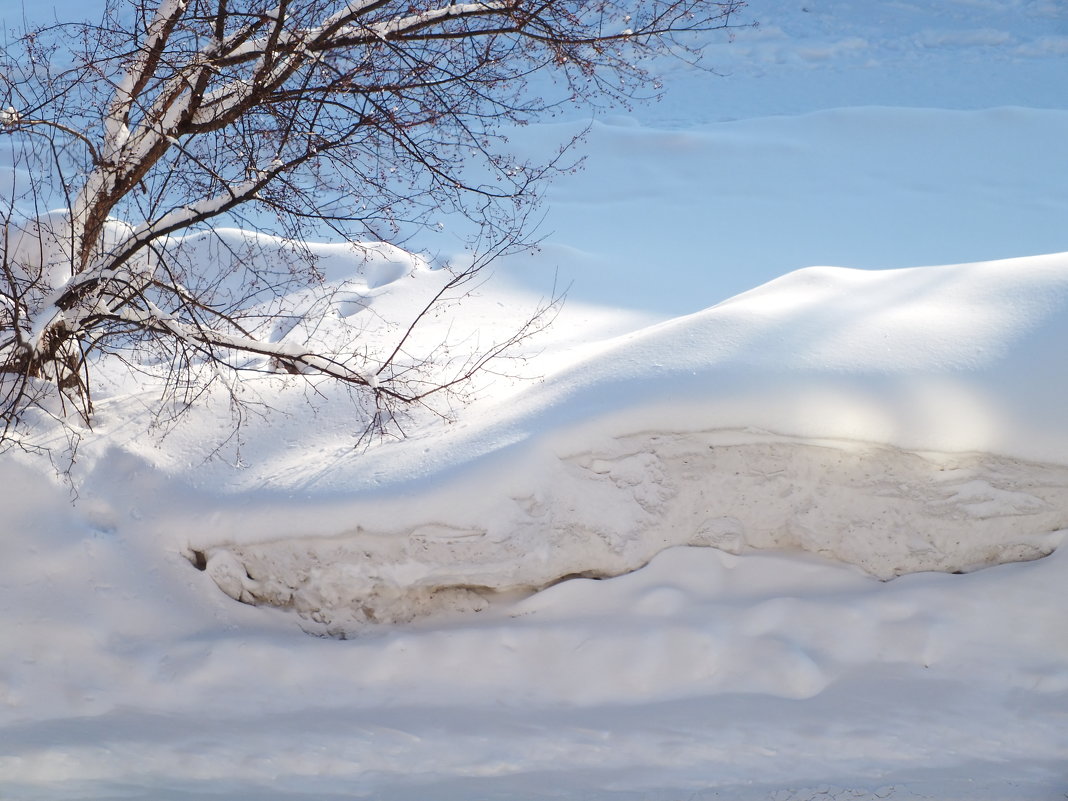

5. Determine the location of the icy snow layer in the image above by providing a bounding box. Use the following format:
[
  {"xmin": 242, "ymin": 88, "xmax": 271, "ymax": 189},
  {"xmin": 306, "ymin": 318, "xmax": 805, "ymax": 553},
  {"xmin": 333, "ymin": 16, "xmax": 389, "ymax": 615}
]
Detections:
[{"xmin": 201, "ymin": 434, "xmax": 1068, "ymax": 629}]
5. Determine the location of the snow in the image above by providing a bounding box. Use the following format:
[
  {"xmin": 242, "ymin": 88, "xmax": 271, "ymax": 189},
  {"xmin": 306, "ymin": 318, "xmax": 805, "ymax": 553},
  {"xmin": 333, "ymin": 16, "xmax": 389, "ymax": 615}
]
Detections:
[{"xmin": 3, "ymin": 0, "xmax": 1068, "ymax": 799}]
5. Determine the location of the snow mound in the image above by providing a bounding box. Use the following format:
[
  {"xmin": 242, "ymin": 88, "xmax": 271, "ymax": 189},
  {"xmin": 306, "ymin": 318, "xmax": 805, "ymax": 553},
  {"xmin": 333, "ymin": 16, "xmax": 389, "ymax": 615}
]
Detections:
[
  {"xmin": 169, "ymin": 253, "xmax": 1068, "ymax": 631},
  {"xmin": 134, "ymin": 251, "xmax": 1068, "ymax": 496}
]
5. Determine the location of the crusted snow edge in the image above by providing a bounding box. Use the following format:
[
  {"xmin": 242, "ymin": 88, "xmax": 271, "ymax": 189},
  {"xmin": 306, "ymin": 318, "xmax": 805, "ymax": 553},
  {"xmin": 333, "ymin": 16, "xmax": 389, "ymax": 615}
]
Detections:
[{"xmin": 187, "ymin": 430, "xmax": 1068, "ymax": 633}]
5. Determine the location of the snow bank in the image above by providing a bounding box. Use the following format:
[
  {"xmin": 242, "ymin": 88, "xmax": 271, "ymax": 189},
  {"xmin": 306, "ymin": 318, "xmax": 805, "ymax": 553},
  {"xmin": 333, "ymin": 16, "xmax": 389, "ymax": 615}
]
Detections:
[
  {"xmin": 11, "ymin": 218, "xmax": 1058, "ymax": 632},
  {"xmin": 130, "ymin": 252, "xmax": 1068, "ymax": 631},
  {"xmin": 6, "ymin": 1, "xmax": 1068, "ymax": 798},
  {"xmin": 4, "ymin": 0, "xmax": 1068, "ymax": 795}
]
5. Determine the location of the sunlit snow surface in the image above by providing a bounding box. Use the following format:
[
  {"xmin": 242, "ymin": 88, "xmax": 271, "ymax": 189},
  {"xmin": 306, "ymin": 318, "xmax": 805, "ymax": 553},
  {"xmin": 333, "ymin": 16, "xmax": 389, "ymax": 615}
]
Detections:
[{"xmin": 3, "ymin": 0, "xmax": 1068, "ymax": 799}]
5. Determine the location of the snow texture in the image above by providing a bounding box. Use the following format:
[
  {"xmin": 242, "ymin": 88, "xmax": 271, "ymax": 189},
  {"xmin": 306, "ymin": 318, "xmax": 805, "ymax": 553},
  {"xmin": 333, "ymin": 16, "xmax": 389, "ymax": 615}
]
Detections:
[{"xmin": 2, "ymin": 0, "xmax": 1068, "ymax": 798}]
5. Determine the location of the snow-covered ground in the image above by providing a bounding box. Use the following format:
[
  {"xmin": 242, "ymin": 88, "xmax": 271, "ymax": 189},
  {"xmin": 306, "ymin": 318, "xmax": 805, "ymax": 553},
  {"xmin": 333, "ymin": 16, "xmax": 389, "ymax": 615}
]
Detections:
[{"xmin": 3, "ymin": 1, "xmax": 1068, "ymax": 799}]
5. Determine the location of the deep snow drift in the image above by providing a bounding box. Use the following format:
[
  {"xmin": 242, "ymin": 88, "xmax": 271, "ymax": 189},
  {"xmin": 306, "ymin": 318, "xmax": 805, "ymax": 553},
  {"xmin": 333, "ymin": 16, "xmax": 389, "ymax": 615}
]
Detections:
[
  {"xmin": 4, "ymin": 244, "xmax": 1066, "ymax": 800},
  {"xmin": 4, "ymin": 0, "xmax": 1068, "ymax": 798},
  {"xmin": 174, "ymin": 253, "xmax": 1068, "ymax": 631}
]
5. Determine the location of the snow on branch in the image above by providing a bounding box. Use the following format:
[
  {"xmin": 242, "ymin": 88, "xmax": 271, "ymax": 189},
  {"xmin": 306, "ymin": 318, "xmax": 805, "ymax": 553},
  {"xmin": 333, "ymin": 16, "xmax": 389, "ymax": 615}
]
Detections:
[{"xmin": 0, "ymin": 0, "xmax": 746, "ymax": 448}]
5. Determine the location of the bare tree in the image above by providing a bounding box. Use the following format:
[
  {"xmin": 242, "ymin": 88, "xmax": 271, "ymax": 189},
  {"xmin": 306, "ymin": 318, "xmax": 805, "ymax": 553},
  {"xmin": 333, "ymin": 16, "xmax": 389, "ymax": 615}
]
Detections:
[{"xmin": 0, "ymin": 0, "xmax": 744, "ymax": 449}]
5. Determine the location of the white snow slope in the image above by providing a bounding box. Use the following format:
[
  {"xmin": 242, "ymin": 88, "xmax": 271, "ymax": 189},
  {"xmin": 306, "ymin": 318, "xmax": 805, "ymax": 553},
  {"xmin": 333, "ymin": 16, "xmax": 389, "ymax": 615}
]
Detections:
[{"xmin": 3, "ymin": 1, "xmax": 1068, "ymax": 800}]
